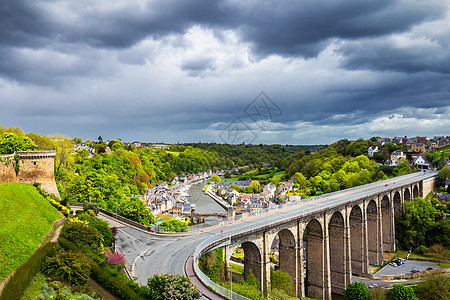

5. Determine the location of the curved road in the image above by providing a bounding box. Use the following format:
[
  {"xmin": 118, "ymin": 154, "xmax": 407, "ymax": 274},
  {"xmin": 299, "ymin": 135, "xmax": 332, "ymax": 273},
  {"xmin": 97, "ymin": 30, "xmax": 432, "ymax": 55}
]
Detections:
[{"xmin": 104, "ymin": 171, "xmax": 437, "ymax": 297}]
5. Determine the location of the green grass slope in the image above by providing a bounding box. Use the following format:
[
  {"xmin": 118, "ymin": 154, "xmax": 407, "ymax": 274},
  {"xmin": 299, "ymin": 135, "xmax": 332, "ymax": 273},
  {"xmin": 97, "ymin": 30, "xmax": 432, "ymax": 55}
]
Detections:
[{"xmin": 0, "ymin": 183, "xmax": 62, "ymax": 281}]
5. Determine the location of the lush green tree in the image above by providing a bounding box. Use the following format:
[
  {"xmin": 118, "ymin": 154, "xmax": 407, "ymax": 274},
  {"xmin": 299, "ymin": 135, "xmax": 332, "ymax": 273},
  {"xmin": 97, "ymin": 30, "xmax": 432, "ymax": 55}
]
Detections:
[
  {"xmin": 369, "ymin": 287, "xmax": 387, "ymax": 300},
  {"xmin": 415, "ymin": 270, "xmax": 450, "ymax": 300},
  {"xmin": 270, "ymin": 269, "xmax": 294, "ymax": 296},
  {"xmin": 120, "ymin": 197, "xmax": 155, "ymax": 226},
  {"xmin": 386, "ymin": 142, "xmax": 398, "ymax": 153},
  {"xmin": 211, "ymin": 175, "xmax": 221, "ymax": 184},
  {"xmin": 438, "ymin": 167, "xmax": 450, "ymax": 185},
  {"xmin": 147, "ymin": 273, "xmax": 201, "ymax": 300},
  {"xmin": 395, "ymin": 196, "xmax": 449, "ymax": 249},
  {"xmin": 390, "ymin": 284, "xmax": 417, "ymax": 300},
  {"xmin": 0, "ymin": 133, "xmax": 37, "ymax": 154},
  {"xmin": 250, "ymin": 180, "xmax": 261, "ymax": 193},
  {"xmin": 160, "ymin": 218, "xmax": 189, "ymax": 232},
  {"xmin": 293, "ymin": 172, "xmax": 308, "ymax": 190},
  {"xmin": 26, "ymin": 132, "xmax": 56, "ymax": 150},
  {"xmin": 344, "ymin": 281, "xmax": 369, "ymax": 300},
  {"xmin": 198, "ymin": 247, "xmax": 226, "ymax": 283}
]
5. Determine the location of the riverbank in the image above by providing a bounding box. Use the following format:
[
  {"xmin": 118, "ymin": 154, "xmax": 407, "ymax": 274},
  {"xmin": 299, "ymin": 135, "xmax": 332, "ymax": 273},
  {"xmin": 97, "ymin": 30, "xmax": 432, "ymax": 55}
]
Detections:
[
  {"xmin": 187, "ymin": 180, "xmax": 226, "ymax": 214},
  {"xmin": 204, "ymin": 184, "xmax": 231, "ymax": 211}
]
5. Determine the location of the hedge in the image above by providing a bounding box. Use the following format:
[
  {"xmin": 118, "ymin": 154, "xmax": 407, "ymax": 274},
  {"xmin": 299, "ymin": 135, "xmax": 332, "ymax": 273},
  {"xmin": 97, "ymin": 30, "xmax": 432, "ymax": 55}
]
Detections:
[
  {"xmin": 90, "ymin": 264, "xmax": 146, "ymax": 300},
  {"xmin": 0, "ymin": 242, "xmax": 57, "ymax": 300},
  {"xmin": 59, "ymin": 236, "xmax": 146, "ymax": 299}
]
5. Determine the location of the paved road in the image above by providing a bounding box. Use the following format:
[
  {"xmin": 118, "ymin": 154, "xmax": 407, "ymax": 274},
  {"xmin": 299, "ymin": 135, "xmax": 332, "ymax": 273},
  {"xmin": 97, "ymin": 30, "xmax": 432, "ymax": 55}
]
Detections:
[{"xmin": 103, "ymin": 171, "xmax": 436, "ymax": 297}]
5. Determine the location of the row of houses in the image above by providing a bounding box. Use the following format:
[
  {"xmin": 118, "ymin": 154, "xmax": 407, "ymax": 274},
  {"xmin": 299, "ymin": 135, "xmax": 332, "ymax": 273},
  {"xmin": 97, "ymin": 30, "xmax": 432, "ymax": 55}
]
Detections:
[
  {"xmin": 177, "ymin": 169, "xmax": 214, "ymax": 183},
  {"xmin": 375, "ymin": 136, "xmax": 450, "ymax": 154},
  {"xmin": 214, "ymin": 181, "xmax": 295, "ymax": 214},
  {"xmin": 142, "ymin": 186, "xmax": 196, "ymax": 215},
  {"xmin": 383, "ymin": 151, "xmax": 432, "ymax": 169}
]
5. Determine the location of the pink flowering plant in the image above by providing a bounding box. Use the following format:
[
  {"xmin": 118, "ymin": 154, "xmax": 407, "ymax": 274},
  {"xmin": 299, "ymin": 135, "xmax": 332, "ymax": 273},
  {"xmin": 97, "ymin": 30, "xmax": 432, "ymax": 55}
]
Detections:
[
  {"xmin": 105, "ymin": 251, "xmax": 126, "ymax": 270},
  {"xmin": 147, "ymin": 273, "xmax": 201, "ymax": 300}
]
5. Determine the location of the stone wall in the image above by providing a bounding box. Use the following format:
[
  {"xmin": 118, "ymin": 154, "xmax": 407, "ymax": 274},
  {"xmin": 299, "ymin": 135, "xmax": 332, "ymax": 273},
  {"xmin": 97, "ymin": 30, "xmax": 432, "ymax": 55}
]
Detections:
[
  {"xmin": 0, "ymin": 154, "xmax": 16, "ymax": 183},
  {"xmin": 0, "ymin": 151, "xmax": 60, "ymax": 198},
  {"xmin": 422, "ymin": 176, "xmax": 436, "ymax": 197}
]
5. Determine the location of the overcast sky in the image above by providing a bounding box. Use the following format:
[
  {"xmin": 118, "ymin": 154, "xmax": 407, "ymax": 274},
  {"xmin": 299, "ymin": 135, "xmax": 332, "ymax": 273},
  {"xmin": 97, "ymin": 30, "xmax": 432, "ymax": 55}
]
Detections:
[{"xmin": 1, "ymin": 0, "xmax": 449, "ymax": 145}]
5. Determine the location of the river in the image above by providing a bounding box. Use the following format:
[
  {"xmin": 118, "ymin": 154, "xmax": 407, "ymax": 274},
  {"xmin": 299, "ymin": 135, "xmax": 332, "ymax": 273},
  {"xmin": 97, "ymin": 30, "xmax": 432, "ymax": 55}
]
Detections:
[{"xmin": 187, "ymin": 180, "xmax": 226, "ymax": 214}]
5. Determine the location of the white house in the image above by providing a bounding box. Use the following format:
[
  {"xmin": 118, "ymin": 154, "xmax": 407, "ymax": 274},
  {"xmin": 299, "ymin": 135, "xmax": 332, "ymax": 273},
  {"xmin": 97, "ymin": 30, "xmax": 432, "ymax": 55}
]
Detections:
[{"xmin": 368, "ymin": 146, "xmax": 380, "ymax": 158}]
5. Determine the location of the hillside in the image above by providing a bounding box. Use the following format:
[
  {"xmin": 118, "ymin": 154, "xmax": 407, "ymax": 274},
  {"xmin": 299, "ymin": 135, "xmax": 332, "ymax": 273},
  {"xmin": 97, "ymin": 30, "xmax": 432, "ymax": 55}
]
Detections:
[{"xmin": 0, "ymin": 183, "xmax": 62, "ymax": 281}]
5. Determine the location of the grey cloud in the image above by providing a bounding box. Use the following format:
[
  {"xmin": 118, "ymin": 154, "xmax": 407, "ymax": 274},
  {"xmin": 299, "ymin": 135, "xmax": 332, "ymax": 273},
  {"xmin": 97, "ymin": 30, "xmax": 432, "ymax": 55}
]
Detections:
[
  {"xmin": 338, "ymin": 37, "xmax": 450, "ymax": 74},
  {"xmin": 181, "ymin": 57, "xmax": 214, "ymax": 71}
]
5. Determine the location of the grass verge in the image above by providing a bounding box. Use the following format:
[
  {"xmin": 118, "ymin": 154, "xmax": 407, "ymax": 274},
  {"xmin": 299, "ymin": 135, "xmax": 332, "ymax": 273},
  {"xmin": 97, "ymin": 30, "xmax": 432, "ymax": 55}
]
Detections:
[{"xmin": 0, "ymin": 183, "xmax": 61, "ymax": 281}]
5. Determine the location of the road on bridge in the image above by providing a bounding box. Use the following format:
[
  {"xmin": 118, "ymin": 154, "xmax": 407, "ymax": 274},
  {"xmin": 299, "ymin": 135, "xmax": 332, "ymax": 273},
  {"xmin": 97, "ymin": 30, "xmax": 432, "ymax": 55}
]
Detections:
[{"xmin": 99, "ymin": 171, "xmax": 436, "ymax": 298}]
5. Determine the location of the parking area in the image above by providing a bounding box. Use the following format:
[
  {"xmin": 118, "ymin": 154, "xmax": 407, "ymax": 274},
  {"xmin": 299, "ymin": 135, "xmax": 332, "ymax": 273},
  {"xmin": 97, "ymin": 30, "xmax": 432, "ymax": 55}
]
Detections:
[{"xmin": 374, "ymin": 260, "xmax": 440, "ymax": 278}]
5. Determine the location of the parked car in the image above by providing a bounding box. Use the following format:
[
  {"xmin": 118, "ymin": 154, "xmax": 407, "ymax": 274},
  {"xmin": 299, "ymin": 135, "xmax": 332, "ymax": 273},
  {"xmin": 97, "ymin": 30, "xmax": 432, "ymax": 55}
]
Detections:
[
  {"xmin": 390, "ymin": 262, "xmax": 398, "ymax": 267},
  {"xmin": 411, "ymin": 268, "xmax": 420, "ymax": 273}
]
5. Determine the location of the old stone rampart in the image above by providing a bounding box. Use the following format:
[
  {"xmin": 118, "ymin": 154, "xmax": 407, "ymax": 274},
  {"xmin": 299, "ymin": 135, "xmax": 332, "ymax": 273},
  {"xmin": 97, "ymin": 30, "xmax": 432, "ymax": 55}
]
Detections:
[{"xmin": 0, "ymin": 151, "xmax": 60, "ymax": 198}]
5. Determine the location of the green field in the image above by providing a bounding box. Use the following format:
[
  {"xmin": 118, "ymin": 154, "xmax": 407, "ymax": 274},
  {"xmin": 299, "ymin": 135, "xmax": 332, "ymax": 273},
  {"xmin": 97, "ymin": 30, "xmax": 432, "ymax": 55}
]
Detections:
[
  {"xmin": 0, "ymin": 183, "xmax": 62, "ymax": 281},
  {"xmin": 165, "ymin": 150, "xmax": 181, "ymax": 156}
]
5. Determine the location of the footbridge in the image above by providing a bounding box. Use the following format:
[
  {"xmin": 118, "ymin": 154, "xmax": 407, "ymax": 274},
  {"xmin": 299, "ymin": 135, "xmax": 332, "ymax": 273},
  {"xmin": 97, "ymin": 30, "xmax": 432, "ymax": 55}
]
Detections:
[{"xmin": 110, "ymin": 171, "xmax": 437, "ymax": 299}]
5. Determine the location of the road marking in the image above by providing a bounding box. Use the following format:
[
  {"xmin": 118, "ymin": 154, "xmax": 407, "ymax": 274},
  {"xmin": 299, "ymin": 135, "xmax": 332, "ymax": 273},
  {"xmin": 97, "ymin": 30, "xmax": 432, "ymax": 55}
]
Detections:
[{"xmin": 117, "ymin": 228, "xmax": 148, "ymax": 246}]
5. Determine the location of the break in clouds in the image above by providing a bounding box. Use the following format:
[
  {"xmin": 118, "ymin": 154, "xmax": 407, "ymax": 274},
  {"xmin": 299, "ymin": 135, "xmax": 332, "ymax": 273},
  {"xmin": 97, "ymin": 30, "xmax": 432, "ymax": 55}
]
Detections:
[{"xmin": 0, "ymin": 0, "xmax": 449, "ymax": 144}]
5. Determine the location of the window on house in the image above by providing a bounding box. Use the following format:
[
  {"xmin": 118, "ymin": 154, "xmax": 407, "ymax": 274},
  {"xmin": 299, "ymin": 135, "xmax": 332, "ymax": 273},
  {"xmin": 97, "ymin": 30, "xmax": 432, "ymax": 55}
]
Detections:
[{"xmin": 34, "ymin": 162, "xmax": 37, "ymax": 166}]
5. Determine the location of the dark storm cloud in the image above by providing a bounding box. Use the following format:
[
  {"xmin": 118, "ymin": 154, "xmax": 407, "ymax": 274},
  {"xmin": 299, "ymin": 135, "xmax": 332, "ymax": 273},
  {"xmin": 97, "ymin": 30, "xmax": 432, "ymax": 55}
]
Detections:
[
  {"xmin": 1, "ymin": 0, "xmax": 449, "ymax": 144},
  {"xmin": 0, "ymin": 0, "xmax": 446, "ymax": 84},
  {"xmin": 235, "ymin": 0, "xmax": 444, "ymax": 57},
  {"xmin": 1, "ymin": 0, "xmax": 444, "ymax": 53},
  {"xmin": 339, "ymin": 38, "xmax": 450, "ymax": 74}
]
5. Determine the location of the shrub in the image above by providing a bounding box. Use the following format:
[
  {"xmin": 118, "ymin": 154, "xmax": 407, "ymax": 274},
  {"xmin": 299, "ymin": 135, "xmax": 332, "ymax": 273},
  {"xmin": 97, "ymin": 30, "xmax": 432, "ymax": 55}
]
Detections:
[
  {"xmin": 245, "ymin": 269, "xmax": 260, "ymax": 289},
  {"xmin": 59, "ymin": 220, "xmax": 102, "ymax": 254},
  {"xmin": 160, "ymin": 219, "xmax": 189, "ymax": 232},
  {"xmin": 90, "ymin": 263, "xmax": 145, "ymax": 300},
  {"xmin": 270, "ymin": 269, "xmax": 294, "ymax": 297},
  {"xmin": 42, "ymin": 250, "xmax": 91, "ymax": 286},
  {"xmin": 106, "ymin": 251, "xmax": 126, "ymax": 269},
  {"xmin": 77, "ymin": 212, "xmax": 113, "ymax": 246},
  {"xmin": 198, "ymin": 247, "xmax": 226, "ymax": 283},
  {"xmin": 0, "ymin": 242, "xmax": 57, "ymax": 300},
  {"xmin": 83, "ymin": 202, "xmax": 99, "ymax": 215},
  {"xmin": 415, "ymin": 270, "xmax": 450, "ymax": 300},
  {"xmin": 230, "ymin": 281, "xmax": 262, "ymax": 299},
  {"xmin": 147, "ymin": 273, "xmax": 201, "ymax": 300},
  {"xmin": 344, "ymin": 281, "xmax": 369, "ymax": 300},
  {"xmin": 414, "ymin": 245, "xmax": 428, "ymax": 254},
  {"xmin": 390, "ymin": 284, "xmax": 417, "ymax": 300},
  {"xmin": 369, "ymin": 287, "xmax": 387, "ymax": 300}
]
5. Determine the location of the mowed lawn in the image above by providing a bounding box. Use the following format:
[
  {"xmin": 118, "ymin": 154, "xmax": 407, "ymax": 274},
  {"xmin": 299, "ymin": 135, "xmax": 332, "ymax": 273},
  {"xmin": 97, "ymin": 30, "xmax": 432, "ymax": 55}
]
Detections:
[{"xmin": 0, "ymin": 183, "xmax": 62, "ymax": 281}]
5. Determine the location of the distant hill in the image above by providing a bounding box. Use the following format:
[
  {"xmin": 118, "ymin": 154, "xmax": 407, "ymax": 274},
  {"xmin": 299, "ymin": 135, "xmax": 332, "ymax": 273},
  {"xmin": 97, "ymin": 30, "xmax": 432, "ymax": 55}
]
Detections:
[{"xmin": 0, "ymin": 183, "xmax": 62, "ymax": 281}]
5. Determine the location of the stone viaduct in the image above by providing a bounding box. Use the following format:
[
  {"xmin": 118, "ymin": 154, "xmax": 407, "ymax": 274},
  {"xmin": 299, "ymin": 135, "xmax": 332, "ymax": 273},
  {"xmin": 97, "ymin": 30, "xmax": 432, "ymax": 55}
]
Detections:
[
  {"xmin": 0, "ymin": 151, "xmax": 60, "ymax": 197},
  {"xmin": 195, "ymin": 172, "xmax": 436, "ymax": 299}
]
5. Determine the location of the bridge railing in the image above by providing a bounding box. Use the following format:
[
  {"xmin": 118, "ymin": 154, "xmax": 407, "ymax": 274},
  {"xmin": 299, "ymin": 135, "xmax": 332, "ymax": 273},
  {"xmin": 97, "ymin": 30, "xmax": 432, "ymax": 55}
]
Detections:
[{"xmin": 194, "ymin": 238, "xmax": 251, "ymax": 300}]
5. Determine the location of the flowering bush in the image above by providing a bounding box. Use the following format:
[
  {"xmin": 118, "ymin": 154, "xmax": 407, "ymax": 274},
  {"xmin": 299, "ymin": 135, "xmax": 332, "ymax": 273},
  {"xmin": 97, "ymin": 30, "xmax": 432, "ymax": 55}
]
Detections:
[
  {"xmin": 66, "ymin": 217, "xmax": 89, "ymax": 226},
  {"xmin": 105, "ymin": 251, "xmax": 126, "ymax": 269},
  {"xmin": 147, "ymin": 273, "xmax": 201, "ymax": 300}
]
